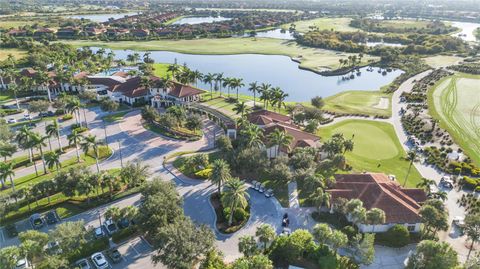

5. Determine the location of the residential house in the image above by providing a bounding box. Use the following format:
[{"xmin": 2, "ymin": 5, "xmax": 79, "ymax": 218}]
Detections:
[
  {"xmin": 327, "ymin": 173, "xmax": 427, "ymax": 233},
  {"xmin": 150, "ymin": 81, "xmax": 204, "ymax": 107},
  {"xmin": 56, "ymin": 27, "xmax": 79, "ymax": 38},
  {"xmin": 7, "ymin": 29, "xmax": 27, "ymax": 37},
  {"xmin": 131, "ymin": 29, "xmax": 150, "ymax": 38}
]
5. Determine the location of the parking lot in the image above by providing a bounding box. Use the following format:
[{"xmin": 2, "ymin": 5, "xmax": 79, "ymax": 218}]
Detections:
[{"xmin": 111, "ymin": 236, "xmax": 165, "ymax": 269}]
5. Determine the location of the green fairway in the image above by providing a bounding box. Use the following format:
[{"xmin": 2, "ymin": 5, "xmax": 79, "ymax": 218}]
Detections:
[
  {"xmin": 102, "ymin": 111, "xmax": 130, "ymax": 122},
  {"xmin": 317, "ymin": 120, "xmax": 422, "ymax": 187},
  {"xmin": 429, "ymin": 73, "xmax": 480, "ymax": 166},
  {"xmin": 152, "ymin": 63, "xmax": 174, "ymax": 78},
  {"xmin": 374, "ymin": 19, "xmax": 431, "ymax": 30},
  {"xmin": 0, "ymin": 48, "xmax": 26, "ymax": 61},
  {"xmin": 61, "ymin": 38, "xmax": 378, "ymax": 72},
  {"xmin": 322, "ymin": 90, "xmax": 391, "ymax": 117},
  {"xmin": 283, "ymin": 17, "xmax": 359, "ymax": 33},
  {"xmin": 423, "ymin": 55, "xmax": 463, "ymax": 68}
]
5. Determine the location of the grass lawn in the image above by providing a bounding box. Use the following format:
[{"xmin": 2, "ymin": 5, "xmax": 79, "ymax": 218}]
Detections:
[
  {"xmin": 317, "ymin": 119, "xmax": 422, "ymax": 187},
  {"xmin": 374, "ymin": 19, "xmax": 431, "ymax": 30},
  {"xmin": 102, "ymin": 111, "xmax": 129, "ymax": 122},
  {"xmin": 0, "ymin": 48, "xmax": 26, "ymax": 61},
  {"xmin": 0, "ymin": 90, "xmax": 14, "ymax": 103},
  {"xmin": 144, "ymin": 122, "xmax": 201, "ymax": 140},
  {"xmin": 423, "ymin": 55, "xmax": 464, "ymax": 68},
  {"xmin": 428, "ymin": 73, "xmax": 480, "ymax": 166},
  {"xmin": 152, "ymin": 63, "xmax": 173, "ymax": 78},
  {"xmin": 173, "ymin": 151, "xmax": 221, "ymax": 179},
  {"xmin": 61, "ymin": 38, "xmax": 378, "ymax": 72},
  {"xmin": 321, "ymin": 90, "xmax": 391, "ymax": 117},
  {"xmin": 8, "ymin": 116, "xmax": 58, "ymax": 128},
  {"xmin": 283, "ymin": 17, "xmax": 359, "ymax": 33}
]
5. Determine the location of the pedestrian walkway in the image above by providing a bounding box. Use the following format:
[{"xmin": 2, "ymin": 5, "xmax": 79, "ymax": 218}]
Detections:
[{"xmin": 288, "ymin": 181, "xmax": 300, "ymax": 208}]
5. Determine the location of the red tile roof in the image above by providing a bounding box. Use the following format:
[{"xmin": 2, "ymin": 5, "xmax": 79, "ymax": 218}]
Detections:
[
  {"xmin": 248, "ymin": 110, "xmax": 292, "ymax": 125},
  {"xmin": 328, "ymin": 173, "xmax": 427, "ymax": 224},
  {"xmin": 87, "ymin": 77, "xmax": 123, "ymax": 91},
  {"xmin": 263, "ymin": 123, "xmax": 320, "ymax": 152},
  {"xmin": 168, "ymin": 81, "xmax": 204, "ymax": 98}
]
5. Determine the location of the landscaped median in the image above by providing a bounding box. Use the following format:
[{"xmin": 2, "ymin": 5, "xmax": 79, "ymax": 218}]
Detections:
[{"xmin": 210, "ymin": 191, "xmax": 250, "ymax": 234}]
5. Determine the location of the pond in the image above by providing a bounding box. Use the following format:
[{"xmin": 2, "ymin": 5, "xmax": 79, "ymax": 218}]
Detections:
[
  {"xmin": 247, "ymin": 29, "xmax": 295, "ymax": 40},
  {"xmin": 172, "ymin": 16, "xmax": 231, "ymax": 25},
  {"xmin": 65, "ymin": 12, "xmax": 139, "ymax": 22},
  {"xmin": 102, "ymin": 49, "xmax": 403, "ymax": 102},
  {"xmin": 448, "ymin": 21, "xmax": 480, "ymax": 42}
]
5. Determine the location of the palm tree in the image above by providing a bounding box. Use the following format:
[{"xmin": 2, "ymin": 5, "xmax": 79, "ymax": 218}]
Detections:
[
  {"xmin": 34, "ymin": 69, "xmax": 52, "ymax": 102},
  {"xmin": 222, "ymin": 77, "xmax": 233, "ymax": 97},
  {"xmin": 102, "ymin": 173, "xmax": 118, "ymax": 199},
  {"xmin": 68, "ymin": 130, "xmax": 83, "ymax": 163},
  {"xmin": 46, "ymin": 120, "xmax": 63, "ymax": 152},
  {"xmin": 214, "ymin": 73, "xmax": 224, "ymax": 96},
  {"xmin": 259, "ymin": 83, "xmax": 271, "ymax": 109},
  {"xmin": 24, "ymin": 184, "xmax": 33, "ymax": 211},
  {"xmin": 431, "ymin": 191, "xmax": 448, "ymax": 202},
  {"xmin": 230, "ymin": 78, "xmax": 245, "ymax": 100},
  {"xmin": 0, "ymin": 142, "xmax": 16, "ymax": 162},
  {"xmin": 403, "ymin": 149, "xmax": 419, "ymax": 187},
  {"xmin": 104, "ymin": 206, "xmax": 122, "ymax": 222},
  {"xmin": 29, "ymin": 132, "xmax": 48, "ymax": 175},
  {"xmin": 66, "ymin": 97, "xmax": 82, "ymax": 126},
  {"xmin": 267, "ymin": 128, "xmax": 293, "ymax": 156},
  {"xmin": 210, "ymin": 159, "xmax": 231, "ymax": 194},
  {"xmin": 248, "ymin": 82, "xmax": 259, "ymax": 107},
  {"xmin": 366, "ymin": 208, "xmax": 386, "ymax": 233},
  {"xmin": 191, "ymin": 70, "xmax": 203, "ymax": 86},
  {"xmin": 16, "ymin": 126, "xmax": 34, "ymax": 162},
  {"xmin": 233, "ymin": 101, "xmax": 250, "ymax": 117},
  {"xmin": 343, "ymin": 139, "xmax": 354, "ymax": 154},
  {"xmin": 4, "ymin": 67, "xmax": 20, "ymax": 109},
  {"xmin": 45, "ymin": 151, "xmax": 61, "ymax": 172},
  {"xmin": 416, "ymin": 177, "xmax": 436, "ymax": 193},
  {"xmin": 222, "ymin": 178, "xmax": 249, "ymax": 226},
  {"xmin": 0, "ymin": 162, "xmax": 15, "ymax": 191},
  {"xmin": 167, "ymin": 64, "xmax": 181, "ymax": 80},
  {"xmin": 270, "ymin": 87, "xmax": 288, "ymax": 112},
  {"xmin": 203, "ymin": 73, "xmax": 215, "ymax": 100},
  {"xmin": 240, "ymin": 123, "xmax": 264, "ymax": 148},
  {"xmin": 81, "ymin": 135, "xmax": 100, "ymax": 173}
]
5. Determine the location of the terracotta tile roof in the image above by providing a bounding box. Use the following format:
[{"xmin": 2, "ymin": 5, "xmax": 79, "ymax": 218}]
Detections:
[
  {"xmin": 263, "ymin": 123, "xmax": 320, "ymax": 152},
  {"xmin": 112, "ymin": 71, "xmax": 129, "ymax": 78},
  {"xmin": 327, "ymin": 173, "xmax": 427, "ymax": 224},
  {"xmin": 74, "ymin": 71, "xmax": 89, "ymax": 80},
  {"xmin": 168, "ymin": 81, "xmax": 204, "ymax": 98},
  {"xmin": 248, "ymin": 110, "xmax": 291, "ymax": 125},
  {"xmin": 87, "ymin": 77, "xmax": 123, "ymax": 91}
]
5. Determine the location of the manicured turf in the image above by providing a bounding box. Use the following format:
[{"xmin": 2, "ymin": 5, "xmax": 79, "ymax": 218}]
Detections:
[
  {"xmin": 423, "ymin": 55, "xmax": 463, "ymax": 68},
  {"xmin": 317, "ymin": 119, "xmax": 422, "ymax": 187},
  {"xmin": 322, "ymin": 90, "xmax": 391, "ymax": 117},
  {"xmin": 283, "ymin": 17, "xmax": 359, "ymax": 33},
  {"xmin": 61, "ymin": 38, "xmax": 378, "ymax": 72},
  {"xmin": 429, "ymin": 73, "xmax": 480, "ymax": 166},
  {"xmin": 373, "ymin": 19, "xmax": 431, "ymax": 30},
  {"xmin": 152, "ymin": 63, "xmax": 172, "ymax": 78},
  {"xmin": 0, "ymin": 48, "xmax": 26, "ymax": 61},
  {"xmin": 102, "ymin": 111, "xmax": 129, "ymax": 122}
]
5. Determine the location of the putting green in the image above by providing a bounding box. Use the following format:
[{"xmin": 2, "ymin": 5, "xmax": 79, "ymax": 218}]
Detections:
[
  {"xmin": 318, "ymin": 120, "xmax": 422, "ymax": 186},
  {"xmin": 429, "ymin": 74, "xmax": 480, "ymax": 166}
]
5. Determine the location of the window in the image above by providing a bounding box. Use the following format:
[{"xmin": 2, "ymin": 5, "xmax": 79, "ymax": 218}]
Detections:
[{"xmin": 406, "ymin": 224, "xmax": 416, "ymax": 232}]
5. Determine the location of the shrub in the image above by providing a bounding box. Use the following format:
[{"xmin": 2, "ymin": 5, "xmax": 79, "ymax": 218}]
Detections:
[
  {"xmin": 194, "ymin": 168, "xmax": 212, "ymax": 179},
  {"xmin": 112, "ymin": 226, "xmax": 138, "ymax": 244},
  {"xmin": 462, "ymin": 176, "xmax": 479, "ymax": 190},
  {"xmin": 341, "ymin": 225, "xmax": 357, "ymax": 241},
  {"xmin": 67, "ymin": 237, "xmax": 109, "ymax": 263},
  {"xmin": 62, "ymin": 114, "xmax": 73, "ymax": 121},
  {"xmin": 376, "ymin": 224, "xmax": 410, "ymax": 247},
  {"xmin": 233, "ymin": 208, "xmax": 248, "ymax": 223}
]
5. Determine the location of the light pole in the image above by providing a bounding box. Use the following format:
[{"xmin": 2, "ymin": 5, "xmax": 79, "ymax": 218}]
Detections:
[
  {"xmin": 96, "ymin": 209, "xmax": 102, "ymax": 226},
  {"xmin": 118, "ymin": 139, "xmax": 123, "ymax": 168},
  {"xmin": 82, "ymin": 107, "xmax": 88, "ymax": 128},
  {"xmin": 102, "ymin": 119, "xmax": 108, "ymax": 145}
]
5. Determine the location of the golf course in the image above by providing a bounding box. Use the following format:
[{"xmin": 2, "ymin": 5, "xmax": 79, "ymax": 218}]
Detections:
[
  {"xmin": 429, "ymin": 73, "xmax": 480, "ymax": 166},
  {"xmin": 317, "ymin": 119, "xmax": 422, "ymax": 187}
]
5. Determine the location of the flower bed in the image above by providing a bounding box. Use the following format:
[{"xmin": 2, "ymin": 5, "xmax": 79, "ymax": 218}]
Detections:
[{"xmin": 210, "ymin": 192, "xmax": 250, "ymax": 234}]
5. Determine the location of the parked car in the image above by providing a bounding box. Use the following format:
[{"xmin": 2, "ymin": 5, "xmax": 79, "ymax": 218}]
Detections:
[
  {"xmin": 440, "ymin": 176, "xmax": 454, "ymax": 188},
  {"xmin": 45, "ymin": 210, "xmax": 60, "ymax": 224},
  {"xmin": 91, "ymin": 252, "xmax": 111, "ymax": 269},
  {"xmin": 75, "ymin": 258, "xmax": 92, "ymax": 269},
  {"xmin": 106, "ymin": 248, "xmax": 122, "ymax": 263},
  {"xmin": 94, "ymin": 227, "xmax": 105, "ymax": 238},
  {"xmin": 258, "ymin": 183, "xmax": 266, "ymax": 193},
  {"xmin": 251, "ymin": 180, "xmax": 258, "ymax": 189},
  {"xmin": 453, "ymin": 216, "xmax": 465, "ymax": 228},
  {"xmin": 39, "ymin": 111, "xmax": 55, "ymax": 117},
  {"xmin": 117, "ymin": 218, "xmax": 130, "ymax": 229},
  {"xmin": 27, "ymin": 122, "xmax": 37, "ymax": 128},
  {"xmin": 265, "ymin": 189, "xmax": 274, "ymax": 198},
  {"xmin": 254, "ymin": 181, "xmax": 261, "ymax": 191},
  {"xmin": 15, "ymin": 258, "xmax": 30, "ymax": 269},
  {"xmin": 280, "ymin": 227, "xmax": 291, "ymax": 236},
  {"xmin": 24, "ymin": 114, "xmax": 32, "ymax": 120},
  {"xmin": 5, "ymin": 223, "xmax": 18, "ymax": 237},
  {"xmin": 29, "ymin": 213, "xmax": 45, "ymax": 229},
  {"xmin": 282, "ymin": 213, "xmax": 289, "ymax": 227},
  {"xmin": 7, "ymin": 118, "xmax": 16, "ymax": 123},
  {"xmin": 102, "ymin": 219, "xmax": 118, "ymax": 235}
]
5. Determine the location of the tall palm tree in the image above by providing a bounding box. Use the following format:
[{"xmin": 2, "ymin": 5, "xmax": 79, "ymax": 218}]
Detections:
[
  {"xmin": 16, "ymin": 125, "xmax": 35, "ymax": 165},
  {"xmin": 240, "ymin": 123, "xmax": 264, "ymax": 148},
  {"xmin": 102, "ymin": 173, "xmax": 118, "ymax": 199},
  {"xmin": 270, "ymin": 87, "xmax": 288, "ymax": 112},
  {"xmin": 215, "ymin": 73, "xmax": 224, "ymax": 96},
  {"xmin": 259, "ymin": 83, "xmax": 271, "ymax": 109},
  {"xmin": 81, "ymin": 135, "xmax": 100, "ymax": 173},
  {"xmin": 0, "ymin": 142, "xmax": 16, "ymax": 162},
  {"xmin": 0, "ymin": 162, "xmax": 15, "ymax": 191},
  {"xmin": 29, "ymin": 132, "xmax": 48, "ymax": 175},
  {"xmin": 221, "ymin": 178, "xmax": 249, "ymax": 226},
  {"xmin": 230, "ymin": 78, "xmax": 245, "ymax": 100},
  {"xmin": 248, "ymin": 81, "xmax": 259, "ymax": 107},
  {"xmin": 222, "ymin": 77, "xmax": 233, "ymax": 97},
  {"xmin": 167, "ymin": 64, "xmax": 181, "ymax": 80},
  {"xmin": 267, "ymin": 129, "xmax": 293, "ymax": 156},
  {"xmin": 191, "ymin": 70, "xmax": 203, "ymax": 86},
  {"xmin": 416, "ymin": 177, "xmax": 436, "ymax": 193},
  {"xmin": 343, "ymin": 139, "xmax": 354, "ymax": 154},
  {"xmin": 403, "ymin": 149, "xmax": 419, "ymax": 187},
  {"xmin": 68, "ymin": 130, "xmax": 83, "ymax": 163},
  {"xmin": 210, "ymin": 159, "xmax": 231, "ymax": 194},
  {"xmin": 66, "ymin": 97, "xmax": 82, "ymax": 126},
  {"xmin": 4, "ymin": 67, "xmax": 20, "ymax": 109},
  {"xmin": 34, "ymin": 69, "xmax": 52, "ymax": 102},
  {"xmin": 45, "ymin": 151, "xmax": 61, "ymax": 172},
  {"xmin": 233, "ymin": 101, "xmax": 250, "ymax": 117},
  {"xmin": 46, "ymin": 120, "xmax": 63, "ymax": 152},
  {"xmin": 203, "ymin": 73, "xmax": 215, "ymax": 99}
]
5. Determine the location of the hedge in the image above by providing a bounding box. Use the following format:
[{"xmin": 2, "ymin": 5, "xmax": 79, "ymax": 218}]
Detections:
[
  {"xmin": 375, "ymin": 224, "xmax": 410, "ymax": 248},
  {"xmin": 112, "ymin": 226, "xmax": 138, "ymax": 244},
  {"xmin": 67, "ymin": 237, "xmax": 110, "ymax": 263}
]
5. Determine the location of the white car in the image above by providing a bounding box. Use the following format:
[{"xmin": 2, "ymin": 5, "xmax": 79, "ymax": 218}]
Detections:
[
  {"xmin": 75, "ymin": 258, "xmax": 92, "ymax": 269},
  {"xmin": 258, "ymin": 183, "xmax": 266, "ymax": 193},
  {"xmin": 7, "ymin": 118, "xmax": 17, "ymax": 123},
  {"xmin": 265, "ymin": 189, "xmax": 274, "ymax": 198},
  {"xmin": 102, "ymin": 219, "xmax": 118, "ymax": 235},
  {"xmin": 24, "ymin": 114, "xmax": 32, "ymax": 120},
  {"xmin": 251, "ymin": 180, "xmax": 258, "ymax": 189},
  {"xmin": 91, "ymin": 252, "xmax": 111, "ymax": 269},
  {"xmin": 453, "ymin": 216, "xmax": 465, "ymax": 228},
  {"xmin": 15, "ymin": 258, "xmax": 30, "ymax": 268}
]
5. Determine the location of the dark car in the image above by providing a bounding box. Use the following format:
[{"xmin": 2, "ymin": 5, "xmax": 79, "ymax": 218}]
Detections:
[
  {"xmin": 282, "ymin": 213, "xmax": 289, "ymax": 227},
  {"xmin": 45, "ymin": 210, "xmax": 60, "ymax": 224},
  {"xmin": 117, "ymin": 218, "xmax": 130, "ymax": 229},
  {"xmin": 5, "ymin": 224, "xmax": 18, "ymax": 237},
  {"xmin": 30, "ymin": 213, "xmax": 45, "ymax": 229},
  {"xmin": 27, "ymin": 122, "xmax": 37, "ymax": 128},
  {"xmin": 106, "ymin": 248, "xmax": 122, "ymax": 263}
]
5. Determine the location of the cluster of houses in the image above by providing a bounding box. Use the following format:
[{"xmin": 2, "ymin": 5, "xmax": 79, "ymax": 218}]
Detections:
[{"xmin": 0, "ymin": 67, "xmax": 428, "ymax": 234}]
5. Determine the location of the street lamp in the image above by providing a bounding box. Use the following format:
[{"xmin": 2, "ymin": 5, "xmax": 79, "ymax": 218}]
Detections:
[
  {"xmin": 102, "ymin": 119, "xmax": 108, "ymax": 145},
  {"xmin": 118, "ymin": 139, "xmax": 123, "ymax": 168},
  {"xmin": 96, "ymin": 209, "xmax": 102, "ymax": 226}
]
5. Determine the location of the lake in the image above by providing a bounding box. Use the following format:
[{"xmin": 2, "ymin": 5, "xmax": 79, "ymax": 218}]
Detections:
[
  {"xmin": 100, "ymin": 49, "xmax": 403, "ymax": 102},
  {"xmin": 172, "ymin": 16, "xmax": 231, "ymax": 25},
  {"xmin": 65, "ymin": 12, "xmax": 139, "ymax": 22},
  {"xmin": 448, "ymin": 21, "xmax": 480, "ymax": 42}
]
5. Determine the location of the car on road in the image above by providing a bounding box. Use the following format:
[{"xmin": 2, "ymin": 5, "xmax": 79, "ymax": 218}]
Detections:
[
  {"xmin": 94, "ymin": 227, "xmax": 105, "ymax": 238},
  {"xmin": 15, "ymin": 258, "xmax": 31, "ymax": 269},
  {"xmin": 264, "ymin": 189, "xmax": 274, "ymax": 198},
  {"xmin": 106, "ymin": 248, "xmax": 122, "ymax": 263},
  {"xmin": 5, "ymin": 223, "xmax": 18, "ymax": 237},
  {"xmin": 102, "ymin": 219, "xmax": 118, "ymax": 236},
  {"xmin": 75, "ymin": 258, "xmax": 92, "ymax": 269},
  {"xmin": 24, "ymin": 114, "xmax": 32, "ymax": 120},
  {"xmin": 45, "ymin": 210, "xmax": 60, "ymax": 224},
  {"xmin": 453, "ymin": 216, "xmax": 465, "ymax": 228},
  {"xmin": 7, "ymin": 118, "xmax": 17, "ymax": 123},
  {"xmin": 29, "ymin": 213, "xmax": 45, "ymax": 229},
  {"xmin": 91, "ymin": 252, "xmax": 111, "ymax": 269},
  {"xmin": 440, "ymin": 176, "xmax": 454, "ymax": 188}
]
